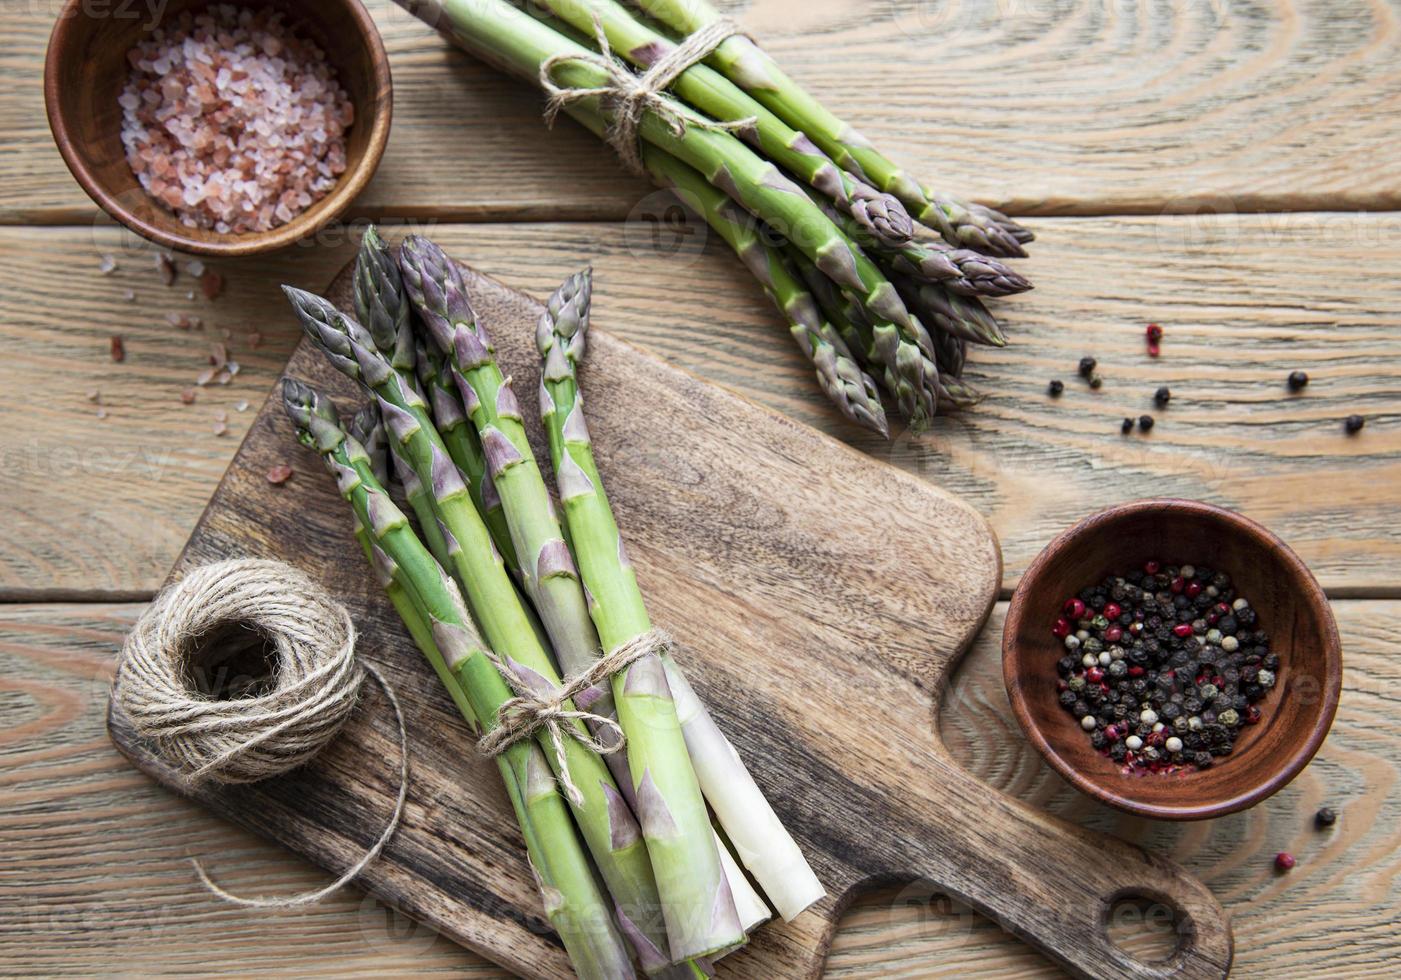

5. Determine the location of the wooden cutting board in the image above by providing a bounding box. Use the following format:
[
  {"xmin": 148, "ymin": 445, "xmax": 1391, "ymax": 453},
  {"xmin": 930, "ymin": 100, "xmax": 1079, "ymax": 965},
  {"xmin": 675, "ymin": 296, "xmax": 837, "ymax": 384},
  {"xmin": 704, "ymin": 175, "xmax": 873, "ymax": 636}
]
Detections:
[{"xmin": 109, "ymin": 257, "xmax": 1232, "ymax": 979}]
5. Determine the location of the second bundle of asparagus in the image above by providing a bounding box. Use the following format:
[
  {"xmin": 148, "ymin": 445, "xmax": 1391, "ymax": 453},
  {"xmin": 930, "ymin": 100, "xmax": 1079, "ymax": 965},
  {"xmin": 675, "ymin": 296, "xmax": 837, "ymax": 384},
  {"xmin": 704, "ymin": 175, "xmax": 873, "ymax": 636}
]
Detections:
[
  {"xmin": 281, "ymin": 228, "xmax": 823, "ymax": 979},
  {"xmin": 394, "ymin": 0, "xmax": 1033, "ymax": 436}
]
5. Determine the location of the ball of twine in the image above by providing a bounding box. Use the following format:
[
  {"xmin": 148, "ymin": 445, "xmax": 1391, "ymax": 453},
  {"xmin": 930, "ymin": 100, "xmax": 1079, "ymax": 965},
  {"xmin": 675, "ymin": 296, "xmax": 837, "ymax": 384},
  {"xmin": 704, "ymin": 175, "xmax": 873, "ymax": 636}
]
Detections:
[
  {"xmin": 113, "ymin": 558, "xmax": 409, "ymax": 909},
  {"xmin": 114, "ymin": 558, "xmax": 365, "ymax": 783}
]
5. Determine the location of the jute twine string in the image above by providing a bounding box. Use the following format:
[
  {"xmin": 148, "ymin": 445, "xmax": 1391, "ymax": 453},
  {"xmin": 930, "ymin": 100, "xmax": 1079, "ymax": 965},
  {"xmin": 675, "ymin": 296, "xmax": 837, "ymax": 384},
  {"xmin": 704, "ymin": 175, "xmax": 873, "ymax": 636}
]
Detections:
[
  {"xmin": 112, "ymin": 559, "xmax": 409, "ymax": 909},
  {"xmin": 478, "ymin": 628, "xmax": 672, "ymax": 805},
  {"xmin": 540, "ymin": 17, "xmax": 754, "ymax": 176}
]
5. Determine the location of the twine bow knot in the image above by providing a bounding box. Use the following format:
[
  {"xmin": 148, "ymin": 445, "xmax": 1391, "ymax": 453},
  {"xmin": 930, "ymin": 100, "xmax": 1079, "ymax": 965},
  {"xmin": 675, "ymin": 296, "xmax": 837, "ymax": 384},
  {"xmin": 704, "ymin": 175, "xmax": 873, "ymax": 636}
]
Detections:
[
  {"xmin": 478, "ymin": 628, "xmax": 672, "ymax": 804},
  {"xmin": 540, "ymin": 17, "xmax": 754, "ymax": 175}
]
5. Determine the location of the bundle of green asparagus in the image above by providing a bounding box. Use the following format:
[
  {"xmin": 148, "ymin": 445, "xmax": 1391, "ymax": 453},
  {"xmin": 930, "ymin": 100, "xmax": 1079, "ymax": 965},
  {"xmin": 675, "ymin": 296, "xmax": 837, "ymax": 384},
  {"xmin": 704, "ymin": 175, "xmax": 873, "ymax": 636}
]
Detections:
[
  {"xmin": 280, "ymin": 228, "xmax": 822, "ymax": 979},
  {"xmin": 393, "ymin": 0, "xmax": 1032, "ymax": 436}
]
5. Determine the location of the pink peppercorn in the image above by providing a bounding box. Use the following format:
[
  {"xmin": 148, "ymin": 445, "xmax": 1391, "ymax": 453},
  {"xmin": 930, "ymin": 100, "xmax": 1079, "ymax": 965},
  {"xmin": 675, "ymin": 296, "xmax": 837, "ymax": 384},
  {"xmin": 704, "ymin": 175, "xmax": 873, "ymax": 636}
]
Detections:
[
  {"xmin": 1144, "ymin": 560, "xmax": 1161, "ymax": 575},
  {"xmin": 1185, "ymin": 581, "xmax": 1202, "ymax": 598},
  {"xmin": 1103, "ymin": 602, "xmax": 1122, "ymax": 620},
  {"xmin": 1170, "ymin": 576, "xmax": 1185, "ymax": 594},
  {"xmin": 1064, "ymin": 598, "xmax": 1086, "ymax": 619},
  {"xmin": 1275, "ymin": 852, "xmax": 1295, "ymax": 871},
  {"xmin": 1087, "ymin": 667, "xmax": 1104, "ymax": 683},
  {"xmin": 1052, "ymin": 617, "xmax": 1071, "ymax": 638},
  {"xmin": 1173, "ymin": 623, "xmax": 1194, "ymax": 638},
  {"xmin": 1104, "ymin": 626, "xmax": 1123, "ymax": 643}
]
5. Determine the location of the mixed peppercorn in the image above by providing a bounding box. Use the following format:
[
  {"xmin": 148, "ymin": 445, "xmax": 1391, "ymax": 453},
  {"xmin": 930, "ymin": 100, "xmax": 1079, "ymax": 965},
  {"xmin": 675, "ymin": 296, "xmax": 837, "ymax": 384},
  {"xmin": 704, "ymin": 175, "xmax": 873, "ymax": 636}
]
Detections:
[{"xmin": 1053, "ymin": 561, "xmax": 1280, "ymax": 773}]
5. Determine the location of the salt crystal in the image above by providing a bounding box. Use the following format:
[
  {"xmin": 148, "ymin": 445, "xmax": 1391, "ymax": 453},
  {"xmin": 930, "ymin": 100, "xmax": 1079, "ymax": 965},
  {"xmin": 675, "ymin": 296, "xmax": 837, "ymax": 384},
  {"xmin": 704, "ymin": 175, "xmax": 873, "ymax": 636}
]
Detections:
[
  {"xmin": 116, "ymin": 6, "xmax": 353, "ymax": 234},
  {"xmin": 98, "ymin": 254, "xmax": 118, "ymax": 275},
  {"xmin": 186, "ymin": 259, "xmax": 206, "ymax": 277}
]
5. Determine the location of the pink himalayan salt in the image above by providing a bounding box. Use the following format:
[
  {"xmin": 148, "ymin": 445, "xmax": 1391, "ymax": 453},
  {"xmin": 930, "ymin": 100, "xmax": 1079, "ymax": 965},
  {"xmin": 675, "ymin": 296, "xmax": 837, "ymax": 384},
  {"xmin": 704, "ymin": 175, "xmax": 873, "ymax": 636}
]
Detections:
[{"xmin": 118, "ymin": 5, "xmax": 353, "ymax": 235}]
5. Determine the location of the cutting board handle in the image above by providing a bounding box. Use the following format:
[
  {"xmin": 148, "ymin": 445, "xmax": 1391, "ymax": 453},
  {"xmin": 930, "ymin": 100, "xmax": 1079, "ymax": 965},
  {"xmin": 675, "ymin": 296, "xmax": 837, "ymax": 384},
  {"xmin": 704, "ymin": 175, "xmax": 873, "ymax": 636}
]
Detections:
[{"xmin": 889, "ymin": 754, "xmax": 1234, "ymax": 979}]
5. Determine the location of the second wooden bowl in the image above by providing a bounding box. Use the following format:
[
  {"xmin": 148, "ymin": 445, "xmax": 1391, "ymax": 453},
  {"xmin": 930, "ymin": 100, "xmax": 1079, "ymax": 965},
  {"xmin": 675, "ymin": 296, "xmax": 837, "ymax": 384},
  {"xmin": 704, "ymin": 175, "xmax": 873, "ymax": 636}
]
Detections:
[
  {"xmin": 44, "ymin": 0, "xmax": 391, "ymax": 256},
  {"xmin": 1003, "ymin": 499, "xmax": 1342, "ymax": 820}
]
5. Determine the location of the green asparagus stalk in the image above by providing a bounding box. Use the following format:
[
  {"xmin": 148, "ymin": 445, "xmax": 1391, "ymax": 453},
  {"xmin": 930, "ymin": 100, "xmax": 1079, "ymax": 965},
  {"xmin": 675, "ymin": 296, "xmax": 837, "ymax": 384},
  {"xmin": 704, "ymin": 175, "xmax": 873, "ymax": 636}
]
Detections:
[
  {"xmin": 396, "ymin": 0, "xmax": 938, "ymax": 422},
  {"xmin": 412, "ymin": 333, "xmax": 521, "ymax": 574},
  {"xmin": 805, "ymin": 189, "xmax": 1031, "ymax": 299},
  {"xmin": 398, "ymin": 236, "xmax": 743, "ymax": 962},
  {"xmin": 283, "ymin": 381, "xmax": 634, "ymax": 980},
  {"xmin": 629, "ymin": 0, "xmax": 1033, "ymax": 256},
  {"xmin": 537, "ymin": 269, "xmax": 825, "ymax": 921},
  {"xmin": 893, "ymin": 275, "xmax": 1008, "ymax": 347},
  {"xmin": 283, "ymin": 288, "xmax": 677, "ymax": 973},
  {"xmin": 355, "ymin": 227, "xmax": 521, "ymax": 572},
  {"xmin": 353, "ymin": 226, "xmax": 418, "ymax": 376},
  {"xmin": 641, "ymin": 146, "xmax": 888, "ymax": 436},
  {"xmin": 530, "ymin": 0, "xmax": 912, "ymax": 248}
]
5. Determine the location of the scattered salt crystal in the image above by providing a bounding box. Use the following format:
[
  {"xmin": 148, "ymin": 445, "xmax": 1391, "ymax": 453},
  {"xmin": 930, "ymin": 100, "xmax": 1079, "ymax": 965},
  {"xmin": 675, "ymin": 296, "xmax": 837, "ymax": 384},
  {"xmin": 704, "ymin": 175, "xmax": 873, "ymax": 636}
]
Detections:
[
  {"xmin": 266, "ymin": 463, "xmax": 294, "ymax": 485},
  {"xmin": 97, "ymin": 408, "xmax": 109, "ymax": 420},
  {"xmin": 235, "ymin": 400, "xmax": 249, "ymax": 412},
  {"xmin": 214, "ymin": 409, "xmax": 228, "ymax": 423},
  {"xmin": 180, "ymin": 388, "xmax": 197, "ymax": 404},
  {"xmin": 226, "ymin": 361, "xmax": 241, "ymax": 377},
  {"xmin": 98, "ymin": 254, "xmax": 118, "ymax": 275},
  {"xmin": 123, "ymin": 289, "xmax": 136, "ymax": 303},
  {"xmin": 195, "ymin": 367, "xmax": 216, "ymax": 386},
  {"xmin": 155, "ymin": 254, "xmax": 176, "ymax": 285},
  {"xmin": 186, "ymin": 259, "xmax": 206, "ymax": 277},
  {"xmin": 86, "ymin": 389, "xmax": 101, "ymax": 403},
  {"xmin": 117, "ymin": 6, "xmax": 353, "ymax": 234},
  {"xmin": 213, "ymin": 421, "xmax": 228, "ymax": 437}
]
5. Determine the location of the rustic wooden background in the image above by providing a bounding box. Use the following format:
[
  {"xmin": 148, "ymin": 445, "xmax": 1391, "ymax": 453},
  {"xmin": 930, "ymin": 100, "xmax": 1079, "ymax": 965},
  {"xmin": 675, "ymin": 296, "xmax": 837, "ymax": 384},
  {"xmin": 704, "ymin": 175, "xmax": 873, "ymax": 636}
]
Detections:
[{"xmin": 3, "ymin": 0, "xmax": 1399, "ymax": 976}]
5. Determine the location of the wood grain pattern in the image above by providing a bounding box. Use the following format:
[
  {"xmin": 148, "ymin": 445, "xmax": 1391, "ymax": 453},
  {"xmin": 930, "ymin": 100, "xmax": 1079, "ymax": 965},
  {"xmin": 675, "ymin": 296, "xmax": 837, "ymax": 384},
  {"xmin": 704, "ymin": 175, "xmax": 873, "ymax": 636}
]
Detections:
[
  {"xmin": 104, "ymin": 258, "xmax": 1235, "ymax": 978},
  {"xmin": 2, "ymin": 214, "xmax": 1397, "ymax": 597},
  {"xmin": 7, "ymin": 600, "xmax": 1398, "ymax": 976},
  {"xmin": 11, "ymin": 0, "xmax": 1401, "ymax": 223}
]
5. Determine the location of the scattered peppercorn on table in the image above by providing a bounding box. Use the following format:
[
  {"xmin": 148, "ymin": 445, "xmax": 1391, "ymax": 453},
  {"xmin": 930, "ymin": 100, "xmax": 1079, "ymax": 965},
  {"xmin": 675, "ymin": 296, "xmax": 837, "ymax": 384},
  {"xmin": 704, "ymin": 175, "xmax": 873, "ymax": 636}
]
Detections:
[{"xmin": 4, "ymin": 0, "xmax": 1401, "ymax": 976}]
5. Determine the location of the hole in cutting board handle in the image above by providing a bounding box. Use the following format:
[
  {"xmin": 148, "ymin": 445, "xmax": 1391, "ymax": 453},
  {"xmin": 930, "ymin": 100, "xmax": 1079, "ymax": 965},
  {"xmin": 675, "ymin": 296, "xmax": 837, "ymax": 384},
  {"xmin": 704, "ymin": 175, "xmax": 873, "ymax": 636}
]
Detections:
[{"xmin": 1103, "ymin": 889, "xmax": 1189, "ymax": 967}]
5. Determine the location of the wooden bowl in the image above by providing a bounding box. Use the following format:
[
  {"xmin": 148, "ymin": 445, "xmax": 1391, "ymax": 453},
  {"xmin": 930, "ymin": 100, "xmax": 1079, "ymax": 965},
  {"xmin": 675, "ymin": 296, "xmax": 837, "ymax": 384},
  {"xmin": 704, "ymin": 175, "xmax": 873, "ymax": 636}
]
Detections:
[
  {"xmin": 1003, "ymin": 499, "xmax": 1341, "ymax": 820},
  {"xmin": 44, "ymin": 0, "xmax": 391, "ymax": 257}
]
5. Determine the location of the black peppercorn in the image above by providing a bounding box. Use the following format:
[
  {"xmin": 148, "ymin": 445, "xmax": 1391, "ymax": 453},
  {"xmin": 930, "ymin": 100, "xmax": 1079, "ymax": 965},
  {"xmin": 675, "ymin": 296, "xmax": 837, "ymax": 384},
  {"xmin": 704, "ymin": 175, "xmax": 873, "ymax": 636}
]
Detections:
[
  {"xmin": 1154, "ymin": 386, "xmax": 1171, "ymax": 406},
  {"xmin": 1315, "ymin": 806, "xmax": 1337, "ymax": 828},
  {"xmin": 1345, "ymin": 414, "xmax": 1365, "ymax": 434},
  {"xmin": 1139, "ymin": 414, "xmax": 1155, "ymax": 432},
  {"xmin": 1048, "ymin": 379, "xmax": 1064, "ymax": 397},
  {"xmin": 1078, "ymin": 356, "xmax": 1097, "ymax": 378},
  {"xmin": 1287, "ymin": 370, "xmax": 1309, "ymax": 391}
]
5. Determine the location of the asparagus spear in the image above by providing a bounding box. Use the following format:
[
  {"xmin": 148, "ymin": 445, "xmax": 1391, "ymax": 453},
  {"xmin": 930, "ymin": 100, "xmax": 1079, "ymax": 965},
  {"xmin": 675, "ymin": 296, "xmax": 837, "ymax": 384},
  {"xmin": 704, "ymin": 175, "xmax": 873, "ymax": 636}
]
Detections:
[
  {"xmin": 396, "ymin": 0, "xmax": 937, "ymax": 421},
  {"xmin": 806, "ymin": 190, "xmax": 1031, "ymax": 298},
  {"xmin": 530, "ymin": 0, "xmax": 912, "ymax": 248},
  {"xmin": 398, "ymin": 236, "xmax": 743, "ymax": 962},
  {"xmin": 893, "ymin": 275, "xmax": 1008, "ymax": 348},
  {"xmin": 629, "ymin": 0, "xmax": 1032, "ymax": 256},
  {"xmin": 641, "ymin": 147, "xmax": 888, "ymax": 436},
  {"xmin": 283, "ymin": 288, "xmax": 677, "ymax": 973},
  {"xmin": 412, "ymin": 333, "xmax": 521, "ymax": 573},
  {"xmin": 537, "ymin": 269, "xmax": 826, "ymax": 920},
  {"xmin": 283, "ymin": 381, "xmax": 634, "ymax": 980}
]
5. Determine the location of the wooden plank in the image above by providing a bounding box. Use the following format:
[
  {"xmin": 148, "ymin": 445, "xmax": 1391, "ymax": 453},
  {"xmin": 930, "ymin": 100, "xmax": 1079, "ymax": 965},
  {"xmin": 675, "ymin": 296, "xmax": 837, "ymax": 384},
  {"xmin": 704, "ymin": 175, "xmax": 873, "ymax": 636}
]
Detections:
[
  {"xmin": 1, "ymin": 214, "xmax": 1396, "ymax": 597},
  {"xmin": 11, "ymin": 0, "xmax": 1401, "ymax": 222},
  {"xmin": 4, "ymin": 600, "xmax": 1397, "ymax": 976}
]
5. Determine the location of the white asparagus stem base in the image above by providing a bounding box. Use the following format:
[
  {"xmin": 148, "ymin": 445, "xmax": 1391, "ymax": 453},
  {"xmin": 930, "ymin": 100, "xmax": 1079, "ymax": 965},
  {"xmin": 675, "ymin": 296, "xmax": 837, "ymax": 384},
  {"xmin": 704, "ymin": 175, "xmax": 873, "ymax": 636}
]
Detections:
[{"xmin": 663, "ymin": 658, "xmax": 825, "ymax": 920}]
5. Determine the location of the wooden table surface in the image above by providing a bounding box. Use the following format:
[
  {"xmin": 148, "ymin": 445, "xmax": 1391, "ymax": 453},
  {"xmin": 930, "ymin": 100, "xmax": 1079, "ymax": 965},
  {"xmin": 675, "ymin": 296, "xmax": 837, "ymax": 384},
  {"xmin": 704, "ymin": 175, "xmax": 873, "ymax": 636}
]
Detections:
[{"xmin": 3, "ymin": 1, "xmax": 1399, "ymax": 976}]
